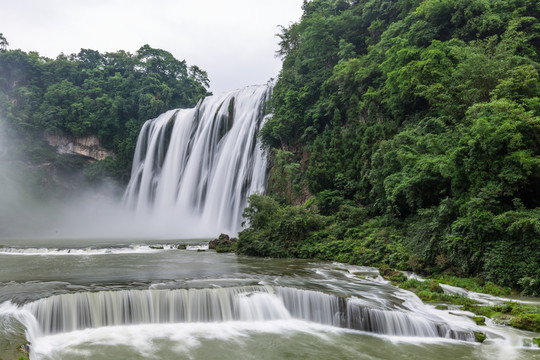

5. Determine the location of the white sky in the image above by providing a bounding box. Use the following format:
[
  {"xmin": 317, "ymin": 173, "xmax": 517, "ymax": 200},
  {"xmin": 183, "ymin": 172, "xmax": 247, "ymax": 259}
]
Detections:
[{"xmin": 1, "ymin": 0, "xmax": 304, "ymax": 95}]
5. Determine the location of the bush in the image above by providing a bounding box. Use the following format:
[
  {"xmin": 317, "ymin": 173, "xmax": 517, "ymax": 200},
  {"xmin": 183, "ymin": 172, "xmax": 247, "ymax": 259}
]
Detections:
[
  {"xmin": 237, "ymin": 194, "xmax": 325, "ymax": 257},
  {"xmin": 518, "ymin": 273, "xmax": 540, "ymax": 297}
]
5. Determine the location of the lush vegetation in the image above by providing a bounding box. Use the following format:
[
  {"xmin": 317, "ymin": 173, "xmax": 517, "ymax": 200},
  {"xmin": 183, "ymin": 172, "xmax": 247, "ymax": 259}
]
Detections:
[
  {"xmin": 209, "ymin": 234, "xmax": 239, "ymax": 253},
  {"xmin": 467, "ymin": 301, "xmax": 540, "ymax": 333},
  {"xmin": 238, "ymin": 0, "xmax": 540, "ymax": 295},
  {"xmin": 0, "ymin": 33, "xmax": 210, "ymax": 190},
  {"xmin": 380, "ymin": 259, "xmax": 539, "ymax": 333}
]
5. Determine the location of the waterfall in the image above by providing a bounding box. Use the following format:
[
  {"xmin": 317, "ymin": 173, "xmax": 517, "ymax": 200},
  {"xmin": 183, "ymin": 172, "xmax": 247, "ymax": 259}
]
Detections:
[
  {"xmin": 123, "ymin": 85, "xmax": 271, "ymax": 236},
  {"xmin": 18, "ymin": 286, "xmax": 474, "ymax": 341}
]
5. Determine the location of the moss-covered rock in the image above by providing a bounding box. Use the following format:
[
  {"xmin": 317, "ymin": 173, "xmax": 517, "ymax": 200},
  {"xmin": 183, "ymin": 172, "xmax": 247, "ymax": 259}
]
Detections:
[
  {"xmin": 209, "ymin": 233, "xmax": 238, "ymax": 253},
  {"xmin": 474, "ymin": 331, "xmax": 486, "ymax": 343},
  {"xmin": 375, "ymin": 266, "xmax": 539, "ymax": 333},
  {"xmin": 472, "ymin": 316, "xmax": 486, "ymax": 326},
  {"xmin": 379, "ymin": 265, "xmax": 407, "ymax": 283},
  {"xmin": 464, "ymin": 302, "xmax": 540, "ymax": 333}
]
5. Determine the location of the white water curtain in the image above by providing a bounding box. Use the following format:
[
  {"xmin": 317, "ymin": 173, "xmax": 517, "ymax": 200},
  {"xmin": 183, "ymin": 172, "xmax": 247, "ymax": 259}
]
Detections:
[{"xmin": 123, "ymin": 85, "xmax": 271, "ymax": 236}]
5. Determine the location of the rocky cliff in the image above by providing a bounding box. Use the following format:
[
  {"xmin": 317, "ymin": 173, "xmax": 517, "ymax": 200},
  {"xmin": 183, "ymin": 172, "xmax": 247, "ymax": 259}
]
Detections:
[{"xmin": 45, "ymin": 134, "xmax": 115, "ymax": 161}]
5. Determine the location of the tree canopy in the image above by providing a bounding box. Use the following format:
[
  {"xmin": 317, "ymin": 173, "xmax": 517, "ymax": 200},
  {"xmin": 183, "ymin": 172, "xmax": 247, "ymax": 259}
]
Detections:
[
  {"xmin": 0, "ymin": 42, "xmax": 210, "ymax": 183},
  {"xmin": 240, "ymin": 0, "xmax": 540, "ymax": 294}
]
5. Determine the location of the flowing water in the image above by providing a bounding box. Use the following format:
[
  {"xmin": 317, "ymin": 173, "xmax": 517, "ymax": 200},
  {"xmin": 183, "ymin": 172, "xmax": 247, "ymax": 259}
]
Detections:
[
  {"xmin": 123, "ymin": 85, "xmax": 271, "ymax": 237},
  {"xmin": 1, "ymin": 86, "xmax": 539, "ymax": 359},
  {"xmin": 0, "ymin": 238, "xmax": 538, "ymax": 359}
]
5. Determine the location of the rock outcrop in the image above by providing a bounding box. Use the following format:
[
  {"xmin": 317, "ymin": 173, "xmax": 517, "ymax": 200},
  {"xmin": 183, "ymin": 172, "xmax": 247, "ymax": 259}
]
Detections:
[
  {"xmin": 45, "ymin": 133, "xmax": 115, "ymax": 161},
  {"xmin": 209, "ymin": 234, "xmax": 238, "ymax": 253}
]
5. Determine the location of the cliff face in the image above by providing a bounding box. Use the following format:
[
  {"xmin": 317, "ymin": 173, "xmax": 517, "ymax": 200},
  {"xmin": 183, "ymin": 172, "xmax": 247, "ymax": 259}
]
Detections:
[{"xmin": 45, "ymin": 133, "xmax": 115, "ymax": 161}]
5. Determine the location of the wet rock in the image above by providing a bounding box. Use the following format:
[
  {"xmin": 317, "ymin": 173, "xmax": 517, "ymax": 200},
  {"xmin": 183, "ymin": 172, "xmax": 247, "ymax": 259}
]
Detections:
[
  {"xmin": 473, "ymin": 331, "xmax": 486, "ymax": 343},
  {"xmin": 209, "ymin": 234, "xmax": 238, "ymax": 253},
  {"xmin": 379, "ymin": 265, "xmax": 407, "ymax": 283},
  {"xmin": 472, "ymin": 316, "xmax": 486, "ymax": 326}
]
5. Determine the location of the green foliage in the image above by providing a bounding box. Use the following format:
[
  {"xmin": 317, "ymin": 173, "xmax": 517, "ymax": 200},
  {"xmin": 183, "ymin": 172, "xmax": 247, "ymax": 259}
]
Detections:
[
  {"xmin": 472, "ymin": 316, "xmax": 486, "ymax": 326},
  {"xmin": 238, "ymin": 194, "xmax": 409, "ymax": 268},
  {"xmin": 518, "ymin": 272, "xmax": 540, "ymax": 297},
  {"xmin": 466, "ymin": 302, "xmax": 540, "ymax": 333},
  {"xmin": 83, "ymin": 157, "xmax": 121, "ymax": 185},
  {"xmin": 215, "ymin": 242, "xmax": 238, "ymax": 253},
  {"xmin": 267, "ymin": 149, "xmax": 302, "ymax": 204},
  {"xmin": 474, "ymin": 331, "xmax": 487, "ymax": 343},
  {"xmin": 435, "ymin": 275, "xmax": 511, "ymax": 296},
  {"xmin": 376, "ymin": 263, "xmax": 538, "ymax": 333},
  {"xmin": 395, "ymin": 277, "xmax": 476, "ymax": 304},
  {"xmin": 237, "ymin": 194, "xmax": 325, "ymax": 257},
  {"xmin": 249, "ymin": 0, "xmax": 540, "ymax": 293},
  {"xmin": 209, "ymin": 234, "xmax": 238, "ymax": 253},
  {"xmin": 54, "ymin": 154, "xmax": 88, "ymax": 174},
  {"xmin": 0, "ymin": 33, "xmax": 8, "ymax": 50},
  {"xmin": 0, "ymin": 44, "xmax": 210, "ymax": 183}
]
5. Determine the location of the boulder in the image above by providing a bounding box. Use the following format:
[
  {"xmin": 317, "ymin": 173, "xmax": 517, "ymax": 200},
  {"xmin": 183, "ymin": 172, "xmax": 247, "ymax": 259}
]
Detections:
[{"xmin": 209, "ymin": 234, "xmax": 238, "ymax": 252}]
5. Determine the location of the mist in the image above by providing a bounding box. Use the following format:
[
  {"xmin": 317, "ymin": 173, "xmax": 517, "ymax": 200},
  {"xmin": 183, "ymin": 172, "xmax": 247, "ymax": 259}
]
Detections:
[
  {"xmin": 0, "ymin": 118, "xmax": 217, "ymax": 243},
  {"xmin": 0, "ymin": 84, "xmax": 272, "ymax": 242}
]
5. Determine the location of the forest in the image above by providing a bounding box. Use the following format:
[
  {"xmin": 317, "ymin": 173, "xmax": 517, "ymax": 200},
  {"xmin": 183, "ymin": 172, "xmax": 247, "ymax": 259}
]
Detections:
[
  {"xmin": 0, "ymin": 37, "xmax": 210, "ymax": 195},
  {"xmin": 237, "ymin": 0, "xmax": 540, "ymax": 295}
]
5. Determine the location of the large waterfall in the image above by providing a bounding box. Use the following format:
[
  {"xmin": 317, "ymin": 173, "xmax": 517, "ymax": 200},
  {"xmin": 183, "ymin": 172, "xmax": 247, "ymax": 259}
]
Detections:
[{"xmin": 123, "ymin": 85, "xmax": 271, "ymax": 236}]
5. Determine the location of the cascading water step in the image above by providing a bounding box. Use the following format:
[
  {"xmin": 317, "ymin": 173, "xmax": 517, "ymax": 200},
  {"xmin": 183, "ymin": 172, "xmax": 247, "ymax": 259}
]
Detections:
[
  {"xmin": 11, "ymin": 286, "xmax": 474, "ymax": 342},
  {"xmin": 1, "ymin": 249, "xmax": 534, "ymax": 359}
]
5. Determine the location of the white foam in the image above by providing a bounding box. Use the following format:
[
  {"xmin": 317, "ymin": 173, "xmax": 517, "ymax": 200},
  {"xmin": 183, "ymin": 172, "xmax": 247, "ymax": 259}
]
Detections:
[
  {"xmin": 440, "ymin": 284, "xmax": 540, "ymax": 306},
  {"xmin": 31, "ymin": 320, "xmax": 339, "ymax": 359},
  {"xmin": 186, "ymin": 245, "xmax": 210, "ymax": 251},
  {"xmin": 0, "ymin": 244, "xmax": 188, "ymax": 256},
  {"xmin": 32, "ymin": 317, "xmax": 492, "ymax": 360}
]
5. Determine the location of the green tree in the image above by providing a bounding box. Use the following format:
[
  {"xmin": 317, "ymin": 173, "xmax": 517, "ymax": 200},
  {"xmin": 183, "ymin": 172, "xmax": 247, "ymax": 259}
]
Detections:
[
  {"xmin": 244, "ymin": 0, "xmax": 540, "ymax": 293},
  {"xmin": 0, "ymin": 33, "xmax": 8, "ymax": 50}
]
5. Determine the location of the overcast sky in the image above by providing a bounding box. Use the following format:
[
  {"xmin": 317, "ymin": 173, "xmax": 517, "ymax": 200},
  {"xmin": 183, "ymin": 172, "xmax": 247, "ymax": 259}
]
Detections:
[{"xmin": 1, "ymin": 0, "xmax": 304, "ymax": 95}]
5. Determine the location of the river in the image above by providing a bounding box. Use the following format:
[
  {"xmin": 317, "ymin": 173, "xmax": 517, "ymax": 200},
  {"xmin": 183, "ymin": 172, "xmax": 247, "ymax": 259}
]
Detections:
[{"xmin": 0, "ymin": 237, "xmax": 538, "ymax": 360}]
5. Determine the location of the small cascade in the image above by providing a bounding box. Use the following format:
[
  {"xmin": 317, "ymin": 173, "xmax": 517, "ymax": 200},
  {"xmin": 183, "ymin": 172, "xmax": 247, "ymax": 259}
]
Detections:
[
  {"xmin": 0, "ymin": 244, "xmax": 206, "ymax": 256},
  {"xmin": 275, "ymin": 287, "xmax": 473, "ymax": 340},
  {"xmin": 123, "ymin": 85, "xmax": 271, "ymax": 236},
  {"xmin": 19, "ymin": 286, "xmax": 474, "ymax": 341}
]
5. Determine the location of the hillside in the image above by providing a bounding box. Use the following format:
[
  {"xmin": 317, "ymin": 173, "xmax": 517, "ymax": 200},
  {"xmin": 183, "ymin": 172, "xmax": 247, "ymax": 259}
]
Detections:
[
  {"xmin": 0, "ymin": 38, "xmax": 210, "ymax": 197},
  {"xmin": 238, "ymin": 0, "xmax": 540, "ymax": 295}
]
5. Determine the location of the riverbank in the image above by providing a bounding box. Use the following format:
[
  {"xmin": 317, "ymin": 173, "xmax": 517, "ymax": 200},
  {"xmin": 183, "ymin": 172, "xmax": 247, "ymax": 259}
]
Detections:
[
  {"xmin": 379, "ymin": 265, "xmax": 540, "ymax": 335},
  {"xmin": 216, "ymin": 233, "xmax": 540, "ymax": 337}
]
